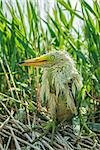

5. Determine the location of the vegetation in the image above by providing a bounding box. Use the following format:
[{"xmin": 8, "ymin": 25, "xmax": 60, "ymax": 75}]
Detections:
[{"xmin": 0, "ymin": 0, "xmax": 100, "ymax": 149}]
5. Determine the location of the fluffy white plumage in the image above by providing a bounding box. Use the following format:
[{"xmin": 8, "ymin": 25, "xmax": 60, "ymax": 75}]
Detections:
[{"xmin": 40, "ymin": 51, "xmax": 82, "ymax": 122}]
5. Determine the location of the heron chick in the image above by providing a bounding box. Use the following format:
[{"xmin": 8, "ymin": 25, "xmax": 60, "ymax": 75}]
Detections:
[{"xmin": 19, "ymin": 51, "xmax": 82, "ymax": 123}]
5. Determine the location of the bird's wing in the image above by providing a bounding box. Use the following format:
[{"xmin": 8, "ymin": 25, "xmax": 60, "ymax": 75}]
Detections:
[
  {"xmin": 66, "ymin": 73, "xmax": 82, "ymax": 114},
  {"xmin": 65, "ymin": 83, "xmax": 77, "ymax": 114}
]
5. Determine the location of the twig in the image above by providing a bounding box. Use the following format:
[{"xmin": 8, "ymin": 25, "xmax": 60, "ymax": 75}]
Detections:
[
  {"xmin": 0, "ymin": 71, "xmax": 17, "ymax": 75},
  {"xmin": 36, "ymin": 68, "xmax": 41, "ymax": 112},
  {"xmin": 15, "ymin": 119, "xmax": 31, "ymax": 132},
  {"xmin": 43, "ymin": 135, "xmax": 64, "ymax": 149},
  {"xmin": 78, "ymin": 142, "xmax": 94, "ymax": 149},
  {"xmin": 80, "ymin": 138, "xmax": 93, "ymax": 146},
  {"xmin": 80, "ymin": 135, "xmax": 94, "ymax": 142},
  {"xmin": 2, "ymin": 129, "xmax": 40, "ymax": 150},
  {"xmin": 25, "ymin": 101, "xmax": 31, "ymax": 127},
  {"xmin": 0, "ymin": 136, "xmax": 4, "ymax": 150},
  {"xmin": 3, "ymin": 124, "xmax": 27, "ymax": 140},
  {"xmin": 0, "ymin": 116, "xmax": 10, "ymax": 131},
  {"xmin": 41, "ymin": 139, "xmax": 54, "ymax": 150},
  {"xmin": 0, "ymin": 132, "xmax": 8, "ymax": 138},
  {"xmin": 0, "ymin": 92, "xmax": 36, "ymax": 106},
  {"xmin": 0, "ymin": 60, "xmax": 14, "ymax": 98},
  {"xmin": 0, "ymin": 102, "xmax": 33, "ymax": 143},
  {"xmin": 10, "ymin": 127, "xmax": 21, "ymax": 150},
  {"xmin": 0, "ymin": 143, "xmax": 4, "ymax": 150},
  {"xmin": 32, "ymin": 113, "xmax": 36, "ymax": 140},
  {"xmin": 86, "ymin": 91, "xmax": 100, "ymax": 102},
  {"xmin": 5, "ymin": 136, "xmax": 11, "ymax": 150},
  {"xmin": 4, "ymin": 55, "xmax": 20, "ymax": 101},
  {"xmin": 32, "ymin": 129, "xmax": 49, "ymax": 144},
  {"xmin": 0, "ymin": 92, "xmax": 21, "ymax": 103}
]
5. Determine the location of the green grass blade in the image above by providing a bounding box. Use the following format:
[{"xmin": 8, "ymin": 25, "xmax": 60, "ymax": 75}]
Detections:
[
  {"xmin": 16, "ymin": 0, "xmax": 26, "ymax": 35},
  {"xmin": 57, "ymin": 0, "xmax": 83, "ymax": 20},
  {"xmin": 81, "ymin": 0, "xmax": 98, "ymax": 18}
]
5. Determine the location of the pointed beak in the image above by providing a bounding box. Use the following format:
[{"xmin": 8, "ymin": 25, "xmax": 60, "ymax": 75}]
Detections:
[{"xmin": 19, "ymin": 55, "xmax": 48, "ymax": 67}]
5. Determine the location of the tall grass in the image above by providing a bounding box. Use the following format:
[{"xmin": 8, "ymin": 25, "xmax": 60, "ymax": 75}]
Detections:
[{"xmin": 0, "ymin": 0, "xmax": 100, "ymax": 132}]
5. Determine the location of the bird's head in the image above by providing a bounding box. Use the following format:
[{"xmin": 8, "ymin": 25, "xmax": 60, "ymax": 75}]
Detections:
[{"xmin": 19, "ymin": 51, "xmax": 69, "ymax": 68}]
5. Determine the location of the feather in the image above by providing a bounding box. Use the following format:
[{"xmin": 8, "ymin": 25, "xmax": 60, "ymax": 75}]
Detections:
[{"xmin": 40, "ymin": 51, "xmax": 82, "ymax": 121}]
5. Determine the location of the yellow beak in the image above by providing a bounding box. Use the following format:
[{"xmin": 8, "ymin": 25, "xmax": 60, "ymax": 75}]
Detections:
[{"xmin": 19, "ymin": 55, "xmax": 48, "ymax": 67}]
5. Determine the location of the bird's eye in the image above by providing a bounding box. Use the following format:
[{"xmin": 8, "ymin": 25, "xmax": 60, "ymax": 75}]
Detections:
[{"xmin": 50, "ymin": 55, "xmax": 55, "ymax": 61}]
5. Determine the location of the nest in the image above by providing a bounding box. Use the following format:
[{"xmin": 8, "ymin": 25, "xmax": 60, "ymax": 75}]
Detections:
[{"xmin": 0, "ymin": 94, "xmax": 100, "ymax": 150}]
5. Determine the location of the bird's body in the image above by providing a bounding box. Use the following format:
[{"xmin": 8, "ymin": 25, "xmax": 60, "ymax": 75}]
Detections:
[
  {"xmin": 19, "ymin": 51, "xmax": 82, "ymax": 123},
  {"xmin": 40, "ymin": 51, "xmax": 82, "ymax": 122}
]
